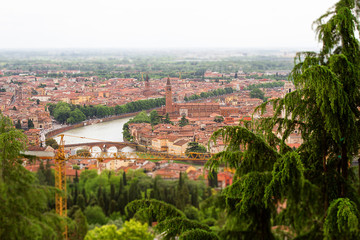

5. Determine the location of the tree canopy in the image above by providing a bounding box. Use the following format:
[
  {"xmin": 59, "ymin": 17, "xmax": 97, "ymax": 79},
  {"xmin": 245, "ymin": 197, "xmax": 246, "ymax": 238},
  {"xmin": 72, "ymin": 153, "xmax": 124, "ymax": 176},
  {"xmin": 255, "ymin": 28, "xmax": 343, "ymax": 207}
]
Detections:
[
  {"xmin": 206, "ymin": 1, "xmax": 360, "ymax": 239},
  {"xmin": 0, "ymin": 114, "xmax": 63, "ymax": 239}
]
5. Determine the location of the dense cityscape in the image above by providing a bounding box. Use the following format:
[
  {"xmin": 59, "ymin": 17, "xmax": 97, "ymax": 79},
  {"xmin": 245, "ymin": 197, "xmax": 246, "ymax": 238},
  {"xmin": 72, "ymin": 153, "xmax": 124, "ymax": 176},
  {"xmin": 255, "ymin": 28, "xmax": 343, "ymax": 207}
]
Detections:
[{"xmin": 1, "ymin": 0, "xmax": 360, "ymax": 240}]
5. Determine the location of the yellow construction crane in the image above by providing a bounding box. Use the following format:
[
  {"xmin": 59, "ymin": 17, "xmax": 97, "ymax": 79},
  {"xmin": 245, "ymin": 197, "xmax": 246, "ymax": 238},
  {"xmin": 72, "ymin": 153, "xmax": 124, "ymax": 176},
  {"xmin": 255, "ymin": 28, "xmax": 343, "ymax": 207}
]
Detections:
[
  {"xmin": 53, "ymin": 134, "xmax": 213, "ymax": 238},
  {"xmin": 54, "ymin": 134, "xmax": 68, "ymax": 240}
]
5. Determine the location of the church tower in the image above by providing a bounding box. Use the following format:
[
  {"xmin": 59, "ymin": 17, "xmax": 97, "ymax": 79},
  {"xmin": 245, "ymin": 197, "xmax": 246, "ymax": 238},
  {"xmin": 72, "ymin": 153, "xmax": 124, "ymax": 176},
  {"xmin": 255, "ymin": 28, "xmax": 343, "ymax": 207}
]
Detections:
[
  {"xmin": 145, "ymin": 74, "xmax": 150, "ymax": 89},
  {"xmin": 165, "ymin": 77, "xmax": 173, "ymax": 113}
]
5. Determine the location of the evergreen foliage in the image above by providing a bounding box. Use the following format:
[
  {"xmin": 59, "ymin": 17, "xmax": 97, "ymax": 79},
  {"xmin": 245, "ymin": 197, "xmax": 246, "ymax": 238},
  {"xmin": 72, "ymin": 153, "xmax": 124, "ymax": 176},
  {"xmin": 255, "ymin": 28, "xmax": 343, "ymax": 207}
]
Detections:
[
  {"xmin": 150, "ymin": 110, "xmax": 160, "ymax": 126},
  {"xmin": 48, "ymin": 97, "xmax": 165, "ymax": 124},
  {"xmin": 247, "ymin": 81, "xmax": 285, "ymax": 90},
  {"xmin": 205, "ymin": 1, "xmax": 360, "ymax": 239},
  {"xmin": 27, "ymin": 118, "xmax": 34, "ymax": 129},
  {"xmin": 0, "ymin": 114, "xmax": 63, "ymax": 239},
  {"xmin": 186, "ymin": 142, "xmax": 207, "ymax": 155},
  {"xmin": 15, "ymin": 119, "xmax": 21, "ymax": 129},
  {"xmin": 156, "ymin": 217, "xmax": 212, "ymax": 240},
  {"xmin": 72, "ymin": 209, "xmax": 88, "ymax": 240},
  {"xmin": 117, "ymin": 219, "xmax": 154, "ymax": 240},
  {"xmin": 163, "ymin": 113, "xmax": 172, "ymax": 124},
  {"xmin": 179, "ymin": 228, "xmax": 219, "ymax": 240},
  {"xmin": 125, "ymin": 199, "xmax": 185, "ymax": 223},
  {"xmin": 185, "ymin": 87, "xmax": 234, "ymax": 101},
  {"xmin": 213, "ymin": 116, "xmax": 224, "ymax": 123},
  {"xmin": 249, "ymin": 88, "xmax": 266, "ymax": 101},
  {"xmin": 179, "ymin": 115, "xmax": 189, "ymax": 127},
  {"xmin": 45, "ymin": 138, "xmax": 59, "ymax": 149},
  {"xmin": 324, "ymin": 198, "xmax": 360, "ymax": 240}
]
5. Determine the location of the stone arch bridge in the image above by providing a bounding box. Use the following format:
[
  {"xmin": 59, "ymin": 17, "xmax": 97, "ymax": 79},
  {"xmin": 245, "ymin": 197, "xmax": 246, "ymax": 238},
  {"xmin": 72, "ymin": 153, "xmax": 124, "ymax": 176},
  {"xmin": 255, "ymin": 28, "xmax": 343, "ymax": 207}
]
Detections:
[{"xmin": 64, "ymin": 141, "xmax": 137, "ymax": 152}]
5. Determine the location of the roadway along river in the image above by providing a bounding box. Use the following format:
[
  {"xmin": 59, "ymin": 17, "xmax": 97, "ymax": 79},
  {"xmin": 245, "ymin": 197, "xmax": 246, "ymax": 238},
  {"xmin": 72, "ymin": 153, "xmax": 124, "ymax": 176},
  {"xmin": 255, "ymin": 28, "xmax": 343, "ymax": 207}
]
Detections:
[{"xmin": 54, "ymin": 116, "xmax": 135, "ymax": 152}]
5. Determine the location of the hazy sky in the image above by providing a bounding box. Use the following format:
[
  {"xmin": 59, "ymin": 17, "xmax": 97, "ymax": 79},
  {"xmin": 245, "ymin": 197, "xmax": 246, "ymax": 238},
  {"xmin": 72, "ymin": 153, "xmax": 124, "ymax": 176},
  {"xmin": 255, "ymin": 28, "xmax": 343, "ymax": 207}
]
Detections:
[{"xmin": 0, "ymin": 0, "xmax": 339, "ymax": 50}]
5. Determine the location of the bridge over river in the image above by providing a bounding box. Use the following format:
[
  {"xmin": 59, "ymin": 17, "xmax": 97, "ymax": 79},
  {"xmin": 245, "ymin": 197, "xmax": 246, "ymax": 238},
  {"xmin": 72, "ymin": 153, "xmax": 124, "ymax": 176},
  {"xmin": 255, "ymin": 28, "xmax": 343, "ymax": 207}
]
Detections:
[{"xmin": 64, "ymin": 141, "xmax": 137, "ymax": 152}]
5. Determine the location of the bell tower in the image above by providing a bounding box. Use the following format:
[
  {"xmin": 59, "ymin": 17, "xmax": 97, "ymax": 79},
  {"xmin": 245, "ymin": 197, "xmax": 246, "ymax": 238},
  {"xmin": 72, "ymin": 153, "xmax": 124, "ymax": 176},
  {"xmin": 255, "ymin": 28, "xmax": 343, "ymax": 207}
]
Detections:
[
  {"xmin": 145, "ymin": 74, "xmax": 150, "ymax": 89},
  {"xmin": 165, "ymin": 77, "xmax": 173, "ymax": 113}
]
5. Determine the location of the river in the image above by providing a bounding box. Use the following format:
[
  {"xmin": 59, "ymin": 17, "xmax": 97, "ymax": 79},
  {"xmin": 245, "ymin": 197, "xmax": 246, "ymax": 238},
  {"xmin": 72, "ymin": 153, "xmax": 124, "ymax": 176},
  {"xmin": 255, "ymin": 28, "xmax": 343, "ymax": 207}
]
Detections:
[{"xmin": 54, "ymin": 116, "xmax": 135, "ymax": 152}]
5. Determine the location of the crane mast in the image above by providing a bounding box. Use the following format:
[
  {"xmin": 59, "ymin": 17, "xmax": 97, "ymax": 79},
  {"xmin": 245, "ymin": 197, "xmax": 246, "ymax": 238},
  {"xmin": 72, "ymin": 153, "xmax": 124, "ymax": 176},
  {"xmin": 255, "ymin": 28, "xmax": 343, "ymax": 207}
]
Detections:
[{"xmin": 55, "ymin": 134, "xmax": 68, "ymax": 239}]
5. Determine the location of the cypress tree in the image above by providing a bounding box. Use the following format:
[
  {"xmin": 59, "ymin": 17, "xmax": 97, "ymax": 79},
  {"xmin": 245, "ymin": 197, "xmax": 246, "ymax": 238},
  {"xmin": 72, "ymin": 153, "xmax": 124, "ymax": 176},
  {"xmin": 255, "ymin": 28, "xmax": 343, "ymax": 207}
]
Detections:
[
  {"xmin": 73, "ymin": 182, "xmax": 78, "ymax": 205},
  {"xmin": 205, "ymin": 1, "xmax": 360, "ymax": 238},
  {"xmin": 175, "ymin": 172, "xmax": 190, "ymax": 211},
  {"xmin": 74, "ymin": 170, "xmax": 79, "ymax": 184},
  {"xmin": 123, "ymin": 171, "xmax": 127, "ymax": 186},
  {"xmin": 44, "ymin": 160, "xmax": 54, "ymax": 186},
  {"xmin": 36, "ymin": 161, "xmax": 46, "ymax": 185},
  {"xmin": 110, "ymin": 183, "xmax": 115, "ymax": 201},
  {"xmin": 191, "ymin": 187, "xmax": 199, "ymax": 208},
  {"xmin": 129, "ymin": 179, "xmax": 141, "ymax": 203},
  {"xmin": 77, "ymin": 194, "xmax": 86, "ymax": 211},
  {"xmin": 73, "ymin": 209, "xmax": 88, "ymax": 240},
  {"xmin": 82, "ymin": 188, "xmax": 87, "ymax": 206},
  {"xmin": 109, "ymin": 200, "xmax": 117, "ymax": 216}
]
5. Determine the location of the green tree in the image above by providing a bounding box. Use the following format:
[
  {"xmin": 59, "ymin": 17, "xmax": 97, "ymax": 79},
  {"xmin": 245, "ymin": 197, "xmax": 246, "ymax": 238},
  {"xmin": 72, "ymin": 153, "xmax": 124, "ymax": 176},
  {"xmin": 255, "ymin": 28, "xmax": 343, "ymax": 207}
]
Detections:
[
  {"xmin": 67, "ymin": 109, "xmax": 86, "ymax": 124},
  {"xmin": 117, "ymin": 219, "xmax": 154, "ymax": 240},
  {"xmin": 15, "ymin": 119, "xmax": 21, "ymax": 129},
  {"xmin": 84, "ymin": 206, "xmax": 107, "ymax": 225},
  {"xmin": 206, "ymin": 1, "xmax": 360, "ymax": 239},
  {"xmin": 45, "ymin": 160, "xmax": 54, "ymax": 186},
  {"xmin": 186, "ymin": 142, "xmax": 207, "ymax": 155},
  {"xmin": 213, "ymin": 116, "xmax": 224, "ymax": 123},
  {"xmin": 53, "ymin": 102, "xmax": 71, "ymax": 124},
  {"xmin": 128, "ymin": 178, "xmax": 142, "ymax": 203},
  {"xmin": 45, "ymin": 138, "xmax": 59, "ymax": 149},
  {"xmin": 163, "ymin": 113, "xmax": 172, "ymax": 124},
  {"xmin": 257, "ymin": 0, "xmax": 360, "ymax": 238},
  {"xmin": 84, "ymin": 225, "xmax": 120, "ymax": 240},
  {"xmin": 77, "ymin": 194, "xmax": 86, "ymax": 211},
  {"xmin": 130, "ymin": 111, "xmax": 150, "ymax": 123},
  {"xmin": 179, "ymin": 115, "xmax": 189, "ymax": 127},
  {"xmin": 175, "ymin": 172, "xmax": 190, "ymax": 211},
  {"xmin": 206, "ymin": 126, "xmax": 279, "ymax": 239},
  {"xmin": 0, "ymin": 114, "xmax": 63, "ymax": 239},
  {"xmin": 27, "ymin": 118, "xmax": 34, "ymax": 129},
  {"xmin": 150, "ymin": 110, "xmax": 160, "ymax": 126},
  {"xmin": 72, "ymin": 209, "xmax": 88, "ymax": 240},
  {"xmin": 125, "ymin": 199, "xmax": 185, "ymax": 224},
  {"xmin": 36, "ymin": 161, "xmax": 46, "ymax": 185},
  {"xmin": 249, "ymin": 88, "xmax": 265, "ymax": 100},
  {"xmin": 156, "ymin": 217, "xmax": 218, "ymax": 240}
]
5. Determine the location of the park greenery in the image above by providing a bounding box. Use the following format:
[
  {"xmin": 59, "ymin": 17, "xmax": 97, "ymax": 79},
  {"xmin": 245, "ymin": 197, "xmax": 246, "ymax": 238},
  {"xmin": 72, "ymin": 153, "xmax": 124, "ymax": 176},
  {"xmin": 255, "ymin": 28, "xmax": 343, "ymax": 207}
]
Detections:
[
  {"xmin": 246, "ymin": 81, "xmax": 285, "ymax": 90},
  {"xmin": 47, "ymin": 98, "xmax": 165, "ymax": 124},
  {"xmin": 249, "ymin": 88, "xmax": 266, "ymax": 101},
  {"xmin": 179, "ymin": 115, "xmax": 189, "ymax": 127},
  {"xmin": 213, "ymin": 116, "xmax": 224, "ymax": 123},
  {"xmin": 184, "ymin": 87, "xmax": 234, "ymax": 102}
]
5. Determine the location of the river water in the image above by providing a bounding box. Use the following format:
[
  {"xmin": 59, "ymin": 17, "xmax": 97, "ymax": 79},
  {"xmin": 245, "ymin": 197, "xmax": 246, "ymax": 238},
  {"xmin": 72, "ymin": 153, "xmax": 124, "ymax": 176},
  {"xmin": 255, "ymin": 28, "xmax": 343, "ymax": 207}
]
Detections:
[{"xmin": 54, "ymin": 116, "xmax": 135, "ymax": 152}]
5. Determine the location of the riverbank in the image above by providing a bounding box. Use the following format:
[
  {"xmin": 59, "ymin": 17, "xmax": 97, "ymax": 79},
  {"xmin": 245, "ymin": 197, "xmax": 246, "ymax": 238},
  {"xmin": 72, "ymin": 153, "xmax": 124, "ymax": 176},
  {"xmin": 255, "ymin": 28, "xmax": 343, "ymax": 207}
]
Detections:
[
  {"xmin": 45, "ymin": 91, "xmax": 236, "ymax": 139},
  {"xmin": 45, "ymin": 108, "xmax": 158, "ymax": 139}
]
